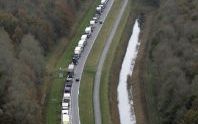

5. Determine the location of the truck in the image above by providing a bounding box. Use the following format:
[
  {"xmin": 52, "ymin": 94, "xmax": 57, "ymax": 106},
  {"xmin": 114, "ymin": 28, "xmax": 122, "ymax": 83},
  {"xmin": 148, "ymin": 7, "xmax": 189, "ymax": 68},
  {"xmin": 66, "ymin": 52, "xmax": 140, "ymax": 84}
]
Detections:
[
  {"xmin": 63, "ymin": 92, "xmax": 71, "ymax": 100},
  {"xmin": 62, "ymin": 102, "xmax": 69, "ymax": 110},
  {"xmin": 81, "ymin": 34, "xmax": 88, "ymax": 41},
  {"xmin": 73, "ymin": 46, "xmax": 82, "ymax": 59},
  {"xmin": 101, "ymin": 0, "xmax": 107, "ymax": 6},
  {"xmin": 99, "ymin": 4, "xmax": 104, "ymax": 11},
  {"xmin": 74, "ymin": 46, "xmax": 82, "ymax": 55},
  {"xmin": 93, "ymin": 16, "xmax": 98, "ymax": 23},
  {"xmin": 73, "ymin": 50, "xmax": 81, "ymax": 60},
  {"xmin": 62, "ymin": 110, "xmax": 69, "ymax": 115},
  {"xmin": 64, "ymin": 86, "xmax": 71, "ymax": 93},
  {"xmin": 61, "ymin": 113, "xmax": 70, "ymax": 124},
  {"xmin": 66, "ymin": 63, "xmax": 74, "ymax": 82},
  {"xmin": 72, "ymin": 57, "xmax": 78, "ymax": 65},
  {"xmin": 72, "ymin": 46, "xmax": 82, "ymax": 65},
  {"xmin": 85, "ymin": 26, "xmax": 92, "ymax": 38},
  {"xmin": 96, "ymin": 6, "xmax": 102, "ymax": 15},
  {"xmin": 90, "ymin": 20, "xmax": 95, "ymax": 29},
  {"xmin": 78, "ymin": 39, "xmax": 86, "ymax": 49},
  {"xmin": 62, "ymin": 92, "xmax": 70, "ymax": 110}
]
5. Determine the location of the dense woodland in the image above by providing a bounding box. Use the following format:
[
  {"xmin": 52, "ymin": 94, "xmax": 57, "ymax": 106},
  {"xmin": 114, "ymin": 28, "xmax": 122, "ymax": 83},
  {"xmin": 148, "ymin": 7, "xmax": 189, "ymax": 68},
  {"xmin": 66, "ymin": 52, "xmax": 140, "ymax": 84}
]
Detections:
[
  {"xmin": 139, "ymin": 0, "xmax": 198, "ymax": 123},
  {"xmin": 0, "ymin": 0, "xmax": 87, "ymax": 123}
]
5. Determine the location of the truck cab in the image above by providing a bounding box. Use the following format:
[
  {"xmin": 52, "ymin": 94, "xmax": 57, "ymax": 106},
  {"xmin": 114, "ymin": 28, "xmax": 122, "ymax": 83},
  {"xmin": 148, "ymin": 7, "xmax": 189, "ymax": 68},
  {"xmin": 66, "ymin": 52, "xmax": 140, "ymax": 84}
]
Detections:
[
  {"xmin": 101, "ymin": 0, "xmax": 107, "ymax": 6},
  {"xmin": 66, "ymin": 63, "xmax": 74, "ymax": 82},
  {"xmin": 96, "ymin": 6, "xmax": 102, "ymax": 15},
  {"xmin": 62, "ymin": 102, "xmax": 69, "ymax": 110},
  {"xmin": 62, "ymin": 110, "xmax": 69, "ymax": 115},
  {"xmin": 73, "ymin": 50, "xmax": 81, "ymax": 60},
  {"xmin": 72, "ymin": 57, "xmax": 78, "ymax": 65},
  {"xmin": 99, "ymin": 4, "xmax": 104, "ymax": 11},
  {"xmin": 73, "ymin": 46, "xmax": 82, "ymax": 60},
  {"xmin": 93, "ymin": 16, "xmax": 98, "ymax": 23},
  {"xmin": 90, "ymin": 20, "xmax": 95, "ymax": 29},
  {"xmin": 85, "ymin": 26, "xmax": 92, "ymax": 38}
]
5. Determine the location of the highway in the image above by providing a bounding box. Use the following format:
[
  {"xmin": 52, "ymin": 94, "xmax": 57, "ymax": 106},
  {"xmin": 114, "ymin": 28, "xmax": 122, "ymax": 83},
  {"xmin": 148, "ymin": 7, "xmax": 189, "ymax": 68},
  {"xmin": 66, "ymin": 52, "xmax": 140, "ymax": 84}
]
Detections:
[
  {"xmin": 93, "ymin": 0, "xmax": 129, "ymax": 123},
  {"xmin": 70, "ymin": 0, "xmax": 114, "ymax": 124}
]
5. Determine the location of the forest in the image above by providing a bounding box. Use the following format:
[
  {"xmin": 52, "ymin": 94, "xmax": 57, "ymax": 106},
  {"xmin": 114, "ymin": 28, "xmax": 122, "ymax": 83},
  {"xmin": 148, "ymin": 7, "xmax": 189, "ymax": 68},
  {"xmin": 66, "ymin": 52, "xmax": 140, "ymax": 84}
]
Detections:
[
  {"xmin": 0, "ymin": 0, "xmax": 87, "ymax": 123},
  {"xmin": 139, "ymin": 0, "xmax": 198, "ymax": 123}
]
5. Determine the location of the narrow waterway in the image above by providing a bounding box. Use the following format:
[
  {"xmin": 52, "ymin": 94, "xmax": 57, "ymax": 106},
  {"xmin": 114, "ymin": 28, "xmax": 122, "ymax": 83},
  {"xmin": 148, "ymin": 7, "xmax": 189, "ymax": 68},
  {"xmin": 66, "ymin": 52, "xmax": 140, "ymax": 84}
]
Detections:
[{"xmin": 117, "ymin": 20, "xmax": 140, "ymax": 124}]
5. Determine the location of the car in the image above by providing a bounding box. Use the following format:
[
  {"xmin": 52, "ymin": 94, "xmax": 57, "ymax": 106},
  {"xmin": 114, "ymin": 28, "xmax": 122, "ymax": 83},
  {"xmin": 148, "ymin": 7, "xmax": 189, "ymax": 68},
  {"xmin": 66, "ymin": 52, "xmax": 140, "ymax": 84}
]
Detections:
[
  {"xmin": 76, "ymin": 78, "xmax": 80, "ymax": 82},
  {"xmin": 99, "ymin": 20, "xmax": 103, "ymax": 24}
]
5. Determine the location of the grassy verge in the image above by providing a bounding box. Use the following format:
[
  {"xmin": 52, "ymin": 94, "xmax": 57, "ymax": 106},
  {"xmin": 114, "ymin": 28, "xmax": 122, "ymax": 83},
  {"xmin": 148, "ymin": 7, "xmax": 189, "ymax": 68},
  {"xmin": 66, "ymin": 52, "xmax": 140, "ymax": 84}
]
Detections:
[
  {"xmin": 99, "ymin": 1, "xmax": 130, "ymax": 124},
  {"xmin": 44, "ymin": 0, "xmax": 100, "ymax": 124},
  {"xmin": 78, "ymin": 0, "xmax": 122, "ymax": 123}
]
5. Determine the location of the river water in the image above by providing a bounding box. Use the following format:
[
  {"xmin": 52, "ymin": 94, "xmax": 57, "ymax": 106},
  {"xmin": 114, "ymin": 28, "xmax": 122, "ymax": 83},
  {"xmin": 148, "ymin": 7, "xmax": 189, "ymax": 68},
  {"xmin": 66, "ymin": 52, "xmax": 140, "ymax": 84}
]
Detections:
[{"xmin": 117, "ymin": 20, "xmax": 140, "ymax": 124}]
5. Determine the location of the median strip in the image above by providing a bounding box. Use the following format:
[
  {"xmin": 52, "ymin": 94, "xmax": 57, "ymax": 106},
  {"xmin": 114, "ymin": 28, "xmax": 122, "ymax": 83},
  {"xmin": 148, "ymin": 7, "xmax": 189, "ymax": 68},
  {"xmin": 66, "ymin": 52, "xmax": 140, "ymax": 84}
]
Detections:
[{"xmin": 79, "ymin": 0, "xmax": 123, "ymax": 123}]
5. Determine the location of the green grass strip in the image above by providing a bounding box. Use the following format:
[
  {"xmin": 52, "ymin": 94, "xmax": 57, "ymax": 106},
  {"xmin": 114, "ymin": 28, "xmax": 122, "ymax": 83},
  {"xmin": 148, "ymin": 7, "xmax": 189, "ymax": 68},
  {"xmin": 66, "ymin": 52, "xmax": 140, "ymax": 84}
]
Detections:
[{"xmin": 79, "ymin": 0, "xmax": 123, "ymax": 124}]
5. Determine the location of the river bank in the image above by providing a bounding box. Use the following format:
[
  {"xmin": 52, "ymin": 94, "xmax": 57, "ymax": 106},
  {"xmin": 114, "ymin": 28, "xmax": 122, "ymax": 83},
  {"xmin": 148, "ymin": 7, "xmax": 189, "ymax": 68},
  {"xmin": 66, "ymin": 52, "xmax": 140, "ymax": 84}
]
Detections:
[
  {"xmin": 128, "ymin": 14, "xmax": 154, "ymax": 124},
  {"xmin": 117, "ymin": 20, "xmax": 140, "ymax": 124},
  {"xmin": 103, "ymin": 1, "xmax": 153, "ymax": 124}
]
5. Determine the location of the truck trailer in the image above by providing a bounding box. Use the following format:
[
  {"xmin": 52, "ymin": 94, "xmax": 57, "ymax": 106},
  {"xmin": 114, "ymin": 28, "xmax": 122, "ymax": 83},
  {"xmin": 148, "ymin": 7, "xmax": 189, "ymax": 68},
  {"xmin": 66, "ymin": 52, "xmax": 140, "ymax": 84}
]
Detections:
[
  {"xmin": 61, "ymin": 114, "xmax": 70, "ymax": 124},
  {"xmin": 78, "ymin": 39, "xmax": 86, "ymax": 49}
]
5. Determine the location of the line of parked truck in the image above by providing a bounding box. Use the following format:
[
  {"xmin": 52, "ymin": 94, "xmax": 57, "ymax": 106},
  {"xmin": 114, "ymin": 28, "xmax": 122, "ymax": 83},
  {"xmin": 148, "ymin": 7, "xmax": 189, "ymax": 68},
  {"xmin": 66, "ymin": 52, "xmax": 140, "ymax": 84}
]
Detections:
[{"xmin": 61, "ymin": 0, "xmax": 109, "ymax": 124}]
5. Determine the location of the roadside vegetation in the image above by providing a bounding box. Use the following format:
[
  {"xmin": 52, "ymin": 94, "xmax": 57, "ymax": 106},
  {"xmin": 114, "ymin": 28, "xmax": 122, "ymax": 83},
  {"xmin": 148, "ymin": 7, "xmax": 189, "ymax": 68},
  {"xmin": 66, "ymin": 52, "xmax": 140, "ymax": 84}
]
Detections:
[
  {"xmin": 79, "ymin": 0, "xmax": 123, "ymax": 123},
  {"xmin": 131, "ymin": 0, "xmax": 198, "ymax": 124}
]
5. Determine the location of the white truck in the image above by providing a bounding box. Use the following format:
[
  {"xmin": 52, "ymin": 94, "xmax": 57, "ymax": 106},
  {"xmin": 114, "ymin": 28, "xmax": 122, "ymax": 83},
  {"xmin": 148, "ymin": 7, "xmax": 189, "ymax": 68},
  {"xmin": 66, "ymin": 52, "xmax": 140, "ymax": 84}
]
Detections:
[
  {"xmin": 90, "ymin": 20, "xmax": 95, "ymax": 29},
  {"xmin": 85, "ymin": 26, "xmax": 92, "ymax": 38},
  {"xmin": 93, "ymin": 15, "xmax": 99, "ymax": 23},
  {"xmin": 73, "ymin": 49, "xmax": 81, "ymax": 65},
  {"xmin": 81, "ymin": 34, "xmax": 88, "ymax": 41},
  {"xmin": 62, "ymin": 92, "xmax": 70, "ymax": 109},
  {"xmin": 99, "ymin": 4, "xmax": 104, "ymax": 11},
  {"xmin": 63, "ymin": 92, "xmax": 71, "ymax": 100},
  {"xmin": 62, "ymin": 110, "xmax": 69, "ymax": 115},
  {"xmin": 101, "ymin": 0, "xmax": 107, "ymax": 6},
  {"xmin": 73, "ymin": 46, "xmax": 82, "ymax": 59},
  {"xmin": 61, "ymin": 113, "xmax": 70, "ymax": 124},
  {"xmin": 62, "ymin": 102, "xmax": 69, "ymax": 110},
  {"xmin": 96, "ymin": 6, "xmax": 102, "ymax": 15},
  {"xmin": 62, "ymin": 92, "xmax": 71, "ymax": 110},
  {"xmin": 78, "ymin": 39, "xmax": 86, "ymax": 49},
  {"xmin": 66, "ymin": 63, "xmax": 74, "ymax": 82}
]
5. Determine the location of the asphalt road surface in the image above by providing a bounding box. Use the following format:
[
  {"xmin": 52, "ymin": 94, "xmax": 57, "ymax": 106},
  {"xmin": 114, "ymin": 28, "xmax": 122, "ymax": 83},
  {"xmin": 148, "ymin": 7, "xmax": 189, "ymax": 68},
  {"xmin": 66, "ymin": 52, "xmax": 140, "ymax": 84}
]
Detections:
[
  {"xmin": 70, "ymin": 0, "xmax": 114, "ymax": 124},
  {"xmin": 93, "ymin": 0, "xmax": 129, "ymax": 123}
]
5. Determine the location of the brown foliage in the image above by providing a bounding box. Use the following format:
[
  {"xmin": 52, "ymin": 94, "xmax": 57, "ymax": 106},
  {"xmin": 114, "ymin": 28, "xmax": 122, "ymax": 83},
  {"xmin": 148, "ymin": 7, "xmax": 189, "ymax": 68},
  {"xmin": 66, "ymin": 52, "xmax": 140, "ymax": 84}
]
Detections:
[{"xmin": 138, "ymin": 0, "xmax": 198, "ymax": 123}]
